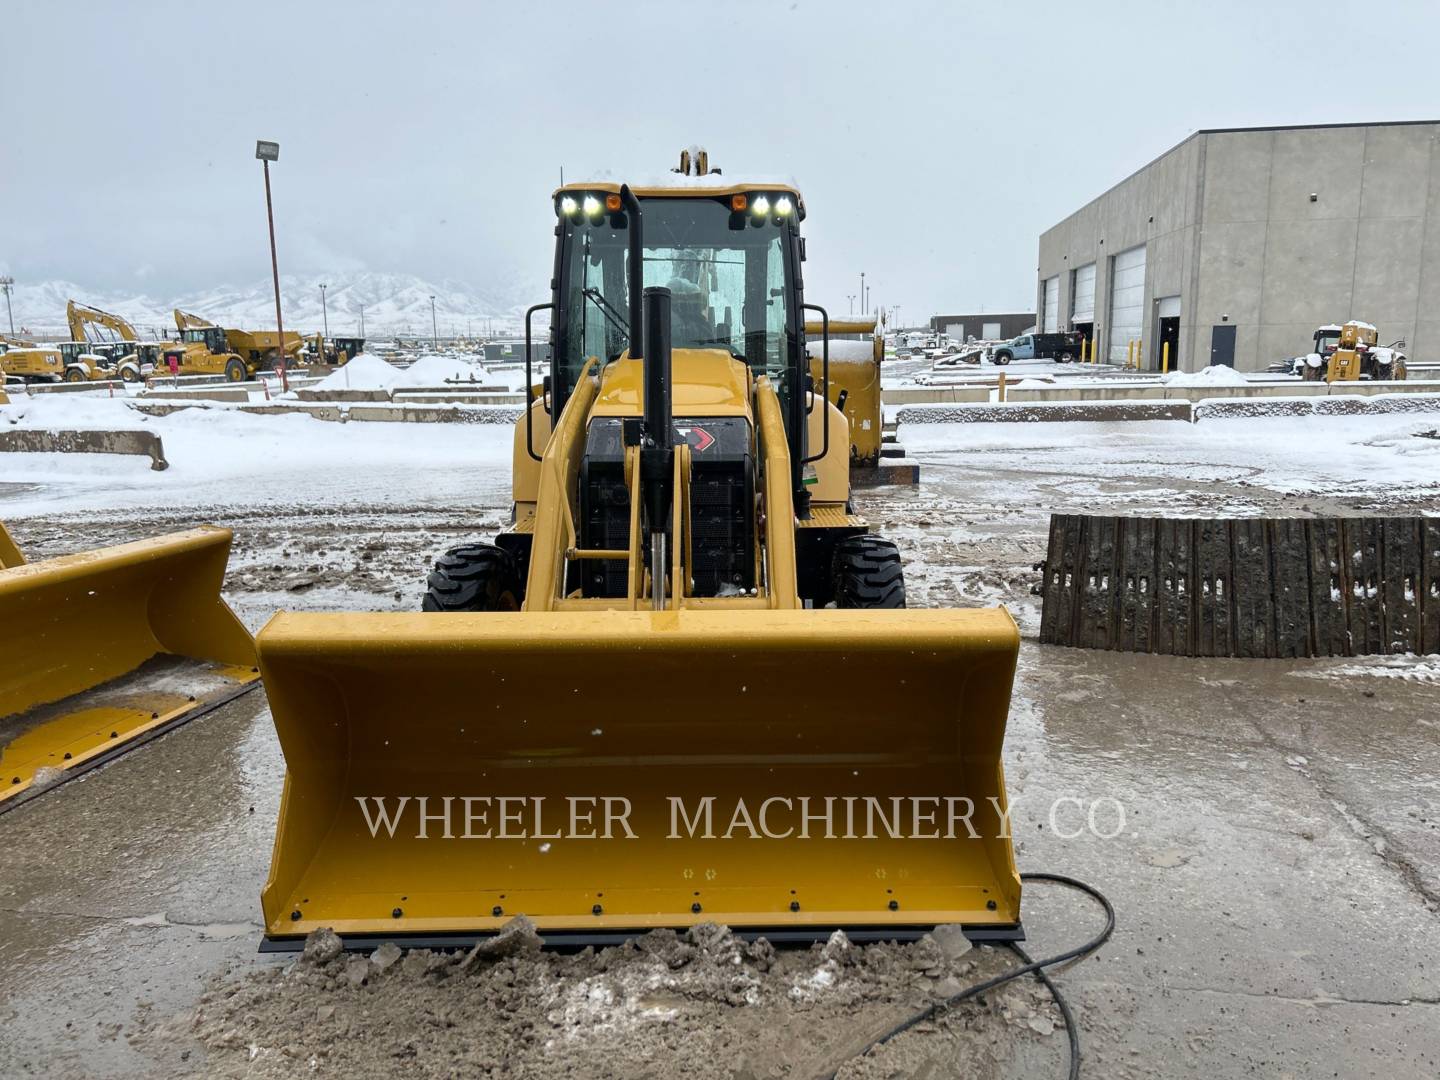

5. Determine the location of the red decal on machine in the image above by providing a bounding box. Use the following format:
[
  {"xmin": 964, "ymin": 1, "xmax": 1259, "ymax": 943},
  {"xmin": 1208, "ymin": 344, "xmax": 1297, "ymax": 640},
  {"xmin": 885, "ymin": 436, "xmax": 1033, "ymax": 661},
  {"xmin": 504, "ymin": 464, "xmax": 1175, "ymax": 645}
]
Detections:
[{"xmin": 676, "ymin": 426, "xmax": 715, "ymax": 452}]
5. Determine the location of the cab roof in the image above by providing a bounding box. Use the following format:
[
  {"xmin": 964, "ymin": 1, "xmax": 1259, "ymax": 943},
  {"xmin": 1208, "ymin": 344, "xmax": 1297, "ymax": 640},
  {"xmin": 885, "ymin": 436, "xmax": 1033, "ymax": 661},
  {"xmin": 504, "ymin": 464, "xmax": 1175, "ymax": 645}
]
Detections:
[{"xmin": 556, "ymin": 175, "xmax": 804, "ymax": 216}]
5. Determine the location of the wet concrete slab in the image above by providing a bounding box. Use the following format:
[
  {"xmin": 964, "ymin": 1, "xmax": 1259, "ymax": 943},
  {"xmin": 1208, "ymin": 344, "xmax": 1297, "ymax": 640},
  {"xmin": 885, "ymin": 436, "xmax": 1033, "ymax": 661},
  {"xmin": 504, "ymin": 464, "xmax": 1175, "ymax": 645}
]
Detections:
[{"xmin": 0, "ymin": 640, "xmax": 1435, "ymax": 1077}]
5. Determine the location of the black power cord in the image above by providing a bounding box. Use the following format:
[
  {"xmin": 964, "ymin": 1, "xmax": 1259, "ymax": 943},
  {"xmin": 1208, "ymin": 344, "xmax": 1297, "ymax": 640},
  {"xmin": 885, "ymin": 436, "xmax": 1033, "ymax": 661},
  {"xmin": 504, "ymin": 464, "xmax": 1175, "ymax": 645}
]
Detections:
[{"xmin": 829, "ymin": 871, "xmax": 1116, "ymax": 1080}]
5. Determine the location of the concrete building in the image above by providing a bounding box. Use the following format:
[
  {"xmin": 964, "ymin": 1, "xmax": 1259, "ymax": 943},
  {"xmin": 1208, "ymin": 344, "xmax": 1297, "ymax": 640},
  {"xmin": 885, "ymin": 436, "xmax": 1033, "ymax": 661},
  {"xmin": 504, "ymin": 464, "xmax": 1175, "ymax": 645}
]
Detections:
[
  {"xmin": 1037, "ymin": 120, "xmax": 1440, "ymax": 371},
  {"xmin": 928, "ymin": 312, "xmax": 1034, "ymax": 343}
]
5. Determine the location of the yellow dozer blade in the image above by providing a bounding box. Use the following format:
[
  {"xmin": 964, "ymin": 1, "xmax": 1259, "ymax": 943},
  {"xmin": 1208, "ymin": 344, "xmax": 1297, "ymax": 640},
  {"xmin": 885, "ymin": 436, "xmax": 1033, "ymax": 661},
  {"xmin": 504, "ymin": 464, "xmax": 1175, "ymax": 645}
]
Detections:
[
  {"xmin": 258, "ymin": 607, "xmax": 1020, "ymax": 945},
  {"xmin": 0, "ymin": 525, "xmax": 259, "ymax": 810}
]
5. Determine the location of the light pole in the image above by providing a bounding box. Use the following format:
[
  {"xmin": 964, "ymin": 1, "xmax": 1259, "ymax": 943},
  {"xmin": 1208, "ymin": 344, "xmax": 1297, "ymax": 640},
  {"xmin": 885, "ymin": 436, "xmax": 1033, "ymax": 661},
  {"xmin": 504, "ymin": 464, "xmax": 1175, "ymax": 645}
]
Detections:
[
  {"xmin": 359, "ymin": 303, "xmax": 365, "ymax": 337},
  {"xmin": 429, "ymin": 295, "xmax": 438, "ymax": 349},
  {"xmin": 255, "ymin": 140, "xmax": 288, "ymax": 392},
  {"xmin": 847, "ymin": 294, "xmax": 855, "ymax": 315},
  {"xmin": 319, "ymin": 283, "xmax": 329, "ymax": 342},
  {"xmin": 860, "ymin": 272, "xmax": 865, "ymax": 315},
  {"xmin": 0, "ymin": 276, "xmax": 13, "ymax": 335}
]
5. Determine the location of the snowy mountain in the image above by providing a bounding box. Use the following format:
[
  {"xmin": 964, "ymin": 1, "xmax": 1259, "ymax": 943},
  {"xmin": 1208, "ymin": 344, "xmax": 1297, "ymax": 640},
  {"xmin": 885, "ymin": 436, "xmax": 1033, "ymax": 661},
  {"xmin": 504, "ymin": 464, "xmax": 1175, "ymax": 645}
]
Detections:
[{"xmin": 5, "ymin": 271, "xmax": 543, "ymax": 341}]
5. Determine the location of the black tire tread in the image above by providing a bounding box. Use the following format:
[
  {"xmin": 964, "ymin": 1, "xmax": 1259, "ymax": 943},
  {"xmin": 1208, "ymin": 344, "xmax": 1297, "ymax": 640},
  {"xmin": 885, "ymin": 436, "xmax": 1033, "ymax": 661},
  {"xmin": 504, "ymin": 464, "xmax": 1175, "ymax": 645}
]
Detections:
[
  {"xmin": 422, "ymin": 543, "xmax": 521, "ymax": 612},
  {"xmin": 832, "ymin": 535, "xmax": 905, "ymax": 609}
]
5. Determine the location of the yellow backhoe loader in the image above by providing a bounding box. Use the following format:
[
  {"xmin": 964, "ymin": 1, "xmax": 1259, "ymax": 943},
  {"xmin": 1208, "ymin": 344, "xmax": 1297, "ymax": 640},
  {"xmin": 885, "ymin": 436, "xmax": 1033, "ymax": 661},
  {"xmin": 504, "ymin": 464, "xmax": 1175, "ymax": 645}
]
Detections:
[
  {"xmin": 257, "ymin": 154, "xmax": 1021, "ymax": 949},
  {"xmin": 0, "ymin": 522, "xmax": 260, "ymax": 812},
  {"xmin": 65, "ymin": 301, "xmax": 160, "ymax": 382}
]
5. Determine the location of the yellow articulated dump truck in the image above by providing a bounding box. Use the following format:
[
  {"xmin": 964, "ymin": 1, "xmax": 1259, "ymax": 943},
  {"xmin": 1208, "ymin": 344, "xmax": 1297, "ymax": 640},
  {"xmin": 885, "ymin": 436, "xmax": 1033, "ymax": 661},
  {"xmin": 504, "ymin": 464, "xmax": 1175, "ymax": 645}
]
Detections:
[
  {"xmin": 0, "ymin": 523, "xmax": 260, "ymax": 812},
  {"xmin": 257, "ymin": 152, "xmax": 1020, "ymax": 949},
  {"xmin": 175, "ymin": 310, "xmax": 302, "ymax": 370}
]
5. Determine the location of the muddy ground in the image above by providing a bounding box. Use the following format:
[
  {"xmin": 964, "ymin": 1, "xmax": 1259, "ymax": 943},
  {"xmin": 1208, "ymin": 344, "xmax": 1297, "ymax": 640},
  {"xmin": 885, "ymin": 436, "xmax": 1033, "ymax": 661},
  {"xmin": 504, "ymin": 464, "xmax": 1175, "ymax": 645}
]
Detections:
[{"xmin": 2, "ymin": 418, "xmax": 1439, "ymax": 1078}]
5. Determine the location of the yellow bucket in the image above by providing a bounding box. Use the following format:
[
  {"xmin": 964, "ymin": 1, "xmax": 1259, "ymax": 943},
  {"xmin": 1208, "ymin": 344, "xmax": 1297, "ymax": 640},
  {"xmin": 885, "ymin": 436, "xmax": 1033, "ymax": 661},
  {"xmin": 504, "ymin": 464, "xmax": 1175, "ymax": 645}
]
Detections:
[
  {"xmin": 258, "ymin": 607, "xmax": 1020, "ymax": 943},
  {"xmin": 0, "ymin": 526, "xmax": 258, "ymax": 808}
]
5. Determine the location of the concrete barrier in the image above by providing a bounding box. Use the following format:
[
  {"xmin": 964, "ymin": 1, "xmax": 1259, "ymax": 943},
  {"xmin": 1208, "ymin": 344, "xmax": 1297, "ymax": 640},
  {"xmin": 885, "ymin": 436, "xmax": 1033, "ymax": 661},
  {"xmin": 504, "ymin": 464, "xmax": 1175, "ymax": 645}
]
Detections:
[
  {"xmin": 391, "ymin": 392, "xmax": 525, "ymax": 405},
  {"xmin": 143, "ymin": 387, "xmax": 251, "ymax": 403},
  {"xmin": 294, "ymin": 388, "xmax": 391, "ymax": 402},
  {"xmin": 896, "ymin": 401, "xmax": 1191, "ymax": 424},
  {"xmin": 0, "ymin": 428, "xmax": 168, "ymax": 470},
  {"xmin": 26, "ymin": 380, "xmax": 127, "ymax": 394},
  {"xmin": 345, "ymin": 405, "xmax": 523, "ymax": 424},
  {"xmin": 1194, "ymin": 392, "xmax": 1440, "ymax": 421}
]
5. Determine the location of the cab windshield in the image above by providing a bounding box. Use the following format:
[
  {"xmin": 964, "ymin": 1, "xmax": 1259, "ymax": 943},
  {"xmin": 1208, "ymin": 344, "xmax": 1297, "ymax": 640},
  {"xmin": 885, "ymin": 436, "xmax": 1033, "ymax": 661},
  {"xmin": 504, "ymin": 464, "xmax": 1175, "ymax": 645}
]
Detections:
[{"xmin": 557, "ymin": 196, "xmax": 794, "ymax": 392}]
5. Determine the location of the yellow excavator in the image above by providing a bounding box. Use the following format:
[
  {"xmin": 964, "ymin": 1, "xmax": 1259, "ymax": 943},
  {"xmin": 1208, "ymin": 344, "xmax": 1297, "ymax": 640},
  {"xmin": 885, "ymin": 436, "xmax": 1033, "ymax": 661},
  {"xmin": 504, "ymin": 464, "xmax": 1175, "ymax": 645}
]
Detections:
[
  {"xmin": 0, "ymin": 521, "xmax": 260, "ymax": 812},
  {"xmin": 64, "ymin": 300, "xmax": 159, "ymax": 382},
  {"xmin": 257, "ymin": 153, "xmax": 1021, "ymax": 948}
]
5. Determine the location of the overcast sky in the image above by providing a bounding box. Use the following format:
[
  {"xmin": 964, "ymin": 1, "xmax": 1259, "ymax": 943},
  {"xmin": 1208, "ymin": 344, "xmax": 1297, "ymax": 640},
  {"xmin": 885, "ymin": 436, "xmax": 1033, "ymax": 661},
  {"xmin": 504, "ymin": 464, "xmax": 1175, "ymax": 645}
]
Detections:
[{"xmin": 5, "ymin": 0, "xmax": 1438, "ymax": 320}]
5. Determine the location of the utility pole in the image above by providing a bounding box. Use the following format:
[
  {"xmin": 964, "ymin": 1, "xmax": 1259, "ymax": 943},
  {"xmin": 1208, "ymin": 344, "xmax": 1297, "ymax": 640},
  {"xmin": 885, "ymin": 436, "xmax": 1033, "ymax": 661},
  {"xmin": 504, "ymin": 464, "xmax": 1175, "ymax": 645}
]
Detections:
[
  {"xmin": 430, "ymin": 295, "xmax": 438, "ymax": 348},
  {"xmin": 255, "ymin": 140, "xmax": 288, "ymax": 392},
  {"xmin": 0, "ymin": 276, "xmax": 13, "ymax": 335},
  {"xmin": 319, "ymin": 283, "xmax": 329, "ymax": 341}
]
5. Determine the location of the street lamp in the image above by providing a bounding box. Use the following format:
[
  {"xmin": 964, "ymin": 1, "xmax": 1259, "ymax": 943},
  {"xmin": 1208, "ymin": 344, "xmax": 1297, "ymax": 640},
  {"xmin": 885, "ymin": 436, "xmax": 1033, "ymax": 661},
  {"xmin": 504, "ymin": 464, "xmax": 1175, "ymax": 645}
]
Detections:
[
  {"xmin": 860, "ymin": 272, "xmax": 865, "ymax": 315},
  {"xmin": 0, "ymin": 276, "xmax": 13, "ymax": 336},
  {"xmin": 429, "ymin": 295, "xmax": 438, "ymax": 349},
  {"xmin": 255, "ymin": 140, "xmax": 288, "ymax": 392},
  {"xmin": 319, "ymin": 283, "xmax": 329, "ymax": 342},
  {"xmin": 847, "ymin": 294, "xmax": 855, "ymax": 315}
]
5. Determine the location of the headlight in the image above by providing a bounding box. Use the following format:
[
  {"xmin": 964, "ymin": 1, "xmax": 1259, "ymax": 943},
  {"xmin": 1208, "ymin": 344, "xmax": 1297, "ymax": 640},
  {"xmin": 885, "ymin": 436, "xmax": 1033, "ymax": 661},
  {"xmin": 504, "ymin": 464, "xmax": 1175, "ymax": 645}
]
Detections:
[
  {"xmin": 582, "ymin": 195, "xmax": 602, "ymax": 217},
  {"xmin": 559, "ymin": 196, "xmax": 578, "ymax": 216},
  {"xmin": 752, "ymin": 195, "xmax": 770, "ymax": 216},
  {"xmin": 775, "ymin": 196, "xmax": 793, "ymax": 217}
]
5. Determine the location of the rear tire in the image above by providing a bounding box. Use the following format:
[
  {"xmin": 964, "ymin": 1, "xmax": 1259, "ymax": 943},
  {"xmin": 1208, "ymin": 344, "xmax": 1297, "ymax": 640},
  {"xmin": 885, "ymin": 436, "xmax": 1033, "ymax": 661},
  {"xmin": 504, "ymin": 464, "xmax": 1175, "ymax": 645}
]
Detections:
[
  {"xmin": 832, "ymin": 535, "xmax": 905, "ymax": 609},
  {"xmin": 422, "ymin": 543, "xmax": 521, "ymax": 612}
]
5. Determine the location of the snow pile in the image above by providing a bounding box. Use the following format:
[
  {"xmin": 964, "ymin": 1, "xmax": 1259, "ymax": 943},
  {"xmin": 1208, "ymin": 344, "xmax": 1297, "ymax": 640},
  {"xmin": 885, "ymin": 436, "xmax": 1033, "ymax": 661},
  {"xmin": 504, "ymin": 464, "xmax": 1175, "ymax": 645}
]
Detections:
[
  {"xmin": 393, "ymin": 354, "xmax": 488, "ymax": 386},
  {"xmin": 312, "ymin": 353, "xmax": 400, "ymax": 391},
  {"xmin": 805, "ymin": 340, "xmax": 874, "ymax": 362},
  {"xmin": 0, "ymin": 392, "xmax": 147, "ymax": 431},
  {"xmin": 1163, "ymin": 365, "xmax": 1249, "ymax": 387}
]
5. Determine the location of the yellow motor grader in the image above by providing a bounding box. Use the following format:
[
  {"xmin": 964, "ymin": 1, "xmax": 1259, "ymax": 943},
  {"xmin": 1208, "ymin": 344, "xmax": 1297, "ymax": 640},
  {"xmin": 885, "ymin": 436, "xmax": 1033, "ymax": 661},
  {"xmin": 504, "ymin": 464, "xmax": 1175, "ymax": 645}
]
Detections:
[{"xmin": 255, "ymin": 154, "xmax": 1021, "ymax": 948}]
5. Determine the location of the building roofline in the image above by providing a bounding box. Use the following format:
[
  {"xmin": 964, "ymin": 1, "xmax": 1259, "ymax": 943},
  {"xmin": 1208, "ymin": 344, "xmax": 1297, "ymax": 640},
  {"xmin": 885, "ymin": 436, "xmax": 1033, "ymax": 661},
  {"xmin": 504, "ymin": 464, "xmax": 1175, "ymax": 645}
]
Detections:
[
  {"xmin": 1194, "ymin": 118, "xmax": 1439, "ymax": 136},
  {"xmin": 1042, "ymin": 119, "xmax": 1440, "ymax": 237}
]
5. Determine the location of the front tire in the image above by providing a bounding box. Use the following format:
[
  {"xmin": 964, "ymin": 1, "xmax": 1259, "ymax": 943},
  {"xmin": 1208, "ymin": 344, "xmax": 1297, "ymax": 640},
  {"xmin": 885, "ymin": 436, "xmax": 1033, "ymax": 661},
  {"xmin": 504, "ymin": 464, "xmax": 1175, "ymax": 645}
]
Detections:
[
  {"xmin": 224, "ymin": 358, "xmax": 247, "ymax": 382},
  {"xmin": 64, "ymin": 368, "xmax": 86, "ymax": 383},
  {"xmin": 992, "ymin": 352, "xmax": 1011, "ymax": 366},
  {"xmin": 422, "ymin": 543, "xmax": 522, "ymax": 612},
  {"xmin": 832, "ymin": 535, "xmax": 906, "ymax": 609}
]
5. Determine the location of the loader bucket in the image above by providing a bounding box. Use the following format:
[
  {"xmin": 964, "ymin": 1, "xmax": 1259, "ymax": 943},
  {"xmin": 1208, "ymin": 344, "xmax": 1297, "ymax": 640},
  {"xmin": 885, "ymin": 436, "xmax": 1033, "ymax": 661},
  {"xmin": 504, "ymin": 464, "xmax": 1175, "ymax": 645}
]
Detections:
[
  {"xmin": 0, "ymin": 526, "xmax": 259, "ymax": 811},
  {"xmin": 257, "ymin": 607, "xmax": 1021, "ymax": 945}
]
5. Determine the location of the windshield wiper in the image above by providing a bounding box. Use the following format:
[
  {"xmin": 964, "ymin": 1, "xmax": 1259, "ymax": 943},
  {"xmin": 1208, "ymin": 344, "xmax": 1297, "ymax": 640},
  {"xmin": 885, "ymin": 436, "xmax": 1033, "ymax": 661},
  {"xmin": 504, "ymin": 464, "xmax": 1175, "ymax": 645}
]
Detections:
[{"xmin": 582, "ymin": 288, "xmax": 630, "ymax": 340}]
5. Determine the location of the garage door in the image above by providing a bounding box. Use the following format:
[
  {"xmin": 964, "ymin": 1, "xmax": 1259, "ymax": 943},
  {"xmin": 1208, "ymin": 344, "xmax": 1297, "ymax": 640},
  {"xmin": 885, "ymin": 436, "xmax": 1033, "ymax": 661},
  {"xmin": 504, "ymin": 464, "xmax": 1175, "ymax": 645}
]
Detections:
[
  {"xmin": 1071, "ymin": 263, "xmax": 1096, "ymax": 324},
  {"xmin": 1107, "ymin": 246, "xmax": 1145, "ymax": 363},
  {"xmin": 944, "ymin": 322, "xmax": 965, "ymax": 341},
  {"xmin": 1041, "ymin": 276, "xmax": 1059, "ymax": 333}
]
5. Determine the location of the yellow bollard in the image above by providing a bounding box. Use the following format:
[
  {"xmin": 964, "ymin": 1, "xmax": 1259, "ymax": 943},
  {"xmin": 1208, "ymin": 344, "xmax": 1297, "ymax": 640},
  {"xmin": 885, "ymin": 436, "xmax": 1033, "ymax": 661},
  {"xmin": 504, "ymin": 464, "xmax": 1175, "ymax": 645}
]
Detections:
[
  {"xmin": 998, "ymin": 370, "xmax": 1007, "ymax": 402},
  {"xmin": 1125, "ymin": 340, "xmax": 1134, "ymax": 369},
  {"xmin": 1162, "ymin": 341, "xmax": 1170, "ymax": 374}
]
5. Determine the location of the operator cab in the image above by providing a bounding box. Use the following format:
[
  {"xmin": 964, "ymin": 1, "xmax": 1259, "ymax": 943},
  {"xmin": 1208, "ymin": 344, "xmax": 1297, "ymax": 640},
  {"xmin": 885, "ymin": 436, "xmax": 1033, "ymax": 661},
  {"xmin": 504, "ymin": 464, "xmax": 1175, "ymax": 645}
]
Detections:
[
  {"xmin": 181, "ymin": 326, "xmax": 229, "ymax": 354},
  {"xmin": 533, "ymin": 165, "xmax": 824, "ymax": 602}
]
